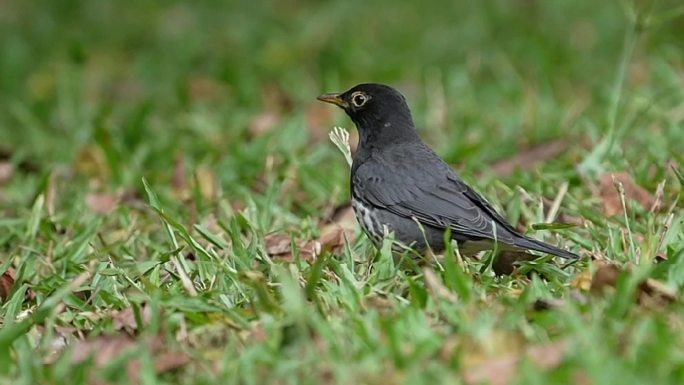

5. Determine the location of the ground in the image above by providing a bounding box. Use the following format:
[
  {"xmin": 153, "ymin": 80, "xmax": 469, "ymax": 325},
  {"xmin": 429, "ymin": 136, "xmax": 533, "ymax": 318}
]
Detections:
[{"xmin": 1, "ymin": 1, "xmax": 683, "ymax": 384}]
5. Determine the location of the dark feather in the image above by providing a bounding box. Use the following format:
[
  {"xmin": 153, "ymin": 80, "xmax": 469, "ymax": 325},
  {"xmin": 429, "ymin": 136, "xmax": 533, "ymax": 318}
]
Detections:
[{"xmin": 320, "ymin": 83, "xmax": 579, "ymax": 260}]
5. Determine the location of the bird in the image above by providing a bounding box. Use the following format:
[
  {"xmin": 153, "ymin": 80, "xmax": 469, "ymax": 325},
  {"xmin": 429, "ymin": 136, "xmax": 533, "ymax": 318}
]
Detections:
[{"xmin": 317, "ymin": 83, "xmax": 578, "ymax": 260}]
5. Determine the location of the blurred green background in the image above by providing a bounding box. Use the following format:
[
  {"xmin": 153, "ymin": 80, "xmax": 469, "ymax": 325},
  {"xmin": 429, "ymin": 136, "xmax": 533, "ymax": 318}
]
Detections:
[
  {"xmin": 2, "ymin": 0, "xmax": 682, "ymax": 205},
  {"xmin": 1, "ymin": 1, "xmax": 684, "ymax": 384}
]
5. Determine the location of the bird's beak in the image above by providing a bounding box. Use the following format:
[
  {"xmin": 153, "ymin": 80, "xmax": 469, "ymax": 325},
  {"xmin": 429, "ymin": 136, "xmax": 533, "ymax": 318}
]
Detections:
[{"xmin": 317, "ymin": 93, "xmax": 348, "ymax": 108}]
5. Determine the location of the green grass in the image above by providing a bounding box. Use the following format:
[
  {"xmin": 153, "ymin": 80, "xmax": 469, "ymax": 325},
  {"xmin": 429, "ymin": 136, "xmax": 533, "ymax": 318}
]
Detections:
[{"xmin": 1, "ymin": 0, "xmax": 684, "ymax": 384}]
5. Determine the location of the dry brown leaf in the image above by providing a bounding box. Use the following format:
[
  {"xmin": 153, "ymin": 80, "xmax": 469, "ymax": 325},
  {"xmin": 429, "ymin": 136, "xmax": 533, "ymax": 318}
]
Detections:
[
  {"xmin": 319, "ymin": 203, "xmax": 357, "ymax": 252},
  {"xmin": 322, "ymin": 203, "xmax": 356, "ymax": 229},
  {"xmin": 126, "ymin": 351, "xmax": 191, "ymax": 382},
  {"xmin": 589, "ymin": 262, "xmax": 677, "ymax": 305},
  {"xmin": 68, "ymin": 334, "xmax": 148, "ymax": 366},
  {"xmin": 0, "ymin": 268, "xmax": 16, "ymax": 303},
  {"xmin": 318, "ymin": 227, "xmax": 346, "ymax": 254},
  {"xmin": 639, "ymin": 278, "xmax": 678, "ymax": 304},
  {"xmin": 599, "ymin": 172, "xmax": 655, "ymax": 216},
  {"xmin": 265, "ymin": 204, "xmax": 358, "ymax": 261},
  {"xmin": 589, "ymin": 263, "xmax": 621, "ymax": 293},
  {"xmin": 264, "ymin": 233, "xmax": 295, "ymax": 256},
  {"xmin": 66, "ymin": 334, "xmax": 188, "ymax": 383},
  {"xmin": 150, "ymin": 351, "xmax": 190, "ymax": 373},
  {"xmin": 490, "ymin": 141, "xmax": 569, "ymax": 177},
  {"xmin": 319, "ymin": 206, "xmax": 357, "ymax": 254},
  {"xmin": 363, "ymin": 293, "xmax": 395, "ymax": 312},
  {"xmin": 86, "ymin": 192, "xmax": 120, "ymax": 214},
  {"xmin": 111, "ymin": 305, "xmax": 153, "ymax": 333},
  {"xmin": 462, "ymin": 341, "xmax": 567, "ymax": 385},
  {"xmin": 0, "ymin": 161, "xmax": 13, "ymax": 184},
  {"xmin": 264, "ymin": 233, "xmax": 320, "ymax": 262}
]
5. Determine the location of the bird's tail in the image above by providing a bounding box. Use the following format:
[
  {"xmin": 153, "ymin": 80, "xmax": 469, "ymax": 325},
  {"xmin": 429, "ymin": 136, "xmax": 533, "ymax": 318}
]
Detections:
[{"xmin": 513, "ymin": 236, "xmax": 579, "ymax": 260}]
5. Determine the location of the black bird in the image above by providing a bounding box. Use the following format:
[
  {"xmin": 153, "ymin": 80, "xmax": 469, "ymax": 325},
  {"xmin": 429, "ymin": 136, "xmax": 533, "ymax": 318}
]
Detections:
[{"xmin": 317, "ymin": 83, "xmax": 578, "ymax": 260}]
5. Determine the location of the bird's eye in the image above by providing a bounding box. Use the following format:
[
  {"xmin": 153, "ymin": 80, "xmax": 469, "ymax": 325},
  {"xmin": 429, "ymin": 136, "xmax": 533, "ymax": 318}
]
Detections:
[{"xmin": 351, "ymin": 92, "xmax": 368, "ymax": 107}]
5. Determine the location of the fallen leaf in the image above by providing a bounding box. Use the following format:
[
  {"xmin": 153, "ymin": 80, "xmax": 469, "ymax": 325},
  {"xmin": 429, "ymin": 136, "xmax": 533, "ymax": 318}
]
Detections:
[
  {"xmin": 599, "ymin": 172, "xmax": 655, "ymax": 216},
  {"xmin": 318, "ymin": 227, "xmax": 346, "ymax": 254},
  {"xmin": 462, "ymin": 341, "xmax": 567, "ymax": 385},
  {"xmin": 639, "ymin": 278, "xmax": 678, "ymax": 304},
  {"xmin": 264, "ymin": 233, "xmax": 294, "ymax": 256},
  {"xmin": 318, "ymin": 203, "xmax": 357, "ymax": 254},
  {"xmin": 111, "ymin": 305, "xmax": 153, "ymax": 333},
  {"xmin": 265, "ymin": 204, "xmax": 357, "ymax": 262},
  {"xmin": 126, "ymin": 351, "xmax": 191, "ymax": 382},
  {"xmin": 589, "ymin": 262, "xmax": 677, "ymax": 305},
  {"xmin": 319, "ymin": 202, "xmax": 357, "ymax": 249},
  {"xmin": 589, "ymin": 263, "xmax": 621, "ymax": 293},
  {"xmin": 69, "ymin": 334, "xmax": 145, "ymax": 366},
  {"xmin": 264, "ymin": 233, "xmax": 321, "ymax": 262},
  {"xmin": 150, "ymin": 351, "xmax": 190, "ymax": 373},
  {"xmin": 64, "ymin": 334, "xmax": 189, "ymax": 383},
  {"xmin": 0, "ymin": 161, "xmax": 13, "ymax": 184},
  {"xmin": 363, "ymin": 293, "xmax": 395, "ymax": 312},
  {"xmin": 86, "ymin": 192, "xmax": 120, "ymax": 214},
  {"xmin": 323, "ymin": 203, "xmax": 357, "ymax": 232},
  {"xmin": 0, "ymin": 268, "xmax": 16, "ymax": 303},
  {"xmin": 490, "ymin": 141, "xmax": 568, "ymax": 177}
]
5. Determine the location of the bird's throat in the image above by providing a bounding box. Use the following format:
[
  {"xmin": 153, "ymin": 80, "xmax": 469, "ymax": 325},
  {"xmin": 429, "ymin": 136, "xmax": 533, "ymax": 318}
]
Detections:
[{"xmin": 354, "ymin": 116, "xmax": 420, "ymax": 152}]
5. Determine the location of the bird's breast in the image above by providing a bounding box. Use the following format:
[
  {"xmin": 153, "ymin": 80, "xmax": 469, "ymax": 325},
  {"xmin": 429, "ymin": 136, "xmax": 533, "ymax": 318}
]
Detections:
[{"xmin": 351, "ymin": 198, "xmax": 384, "ymax": 245}]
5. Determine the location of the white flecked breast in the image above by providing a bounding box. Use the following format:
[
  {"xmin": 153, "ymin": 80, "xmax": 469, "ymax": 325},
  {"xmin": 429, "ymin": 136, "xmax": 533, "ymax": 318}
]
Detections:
[{"xmin": 351, "ymin": 198, "xmax": 384, "ymax": 245}]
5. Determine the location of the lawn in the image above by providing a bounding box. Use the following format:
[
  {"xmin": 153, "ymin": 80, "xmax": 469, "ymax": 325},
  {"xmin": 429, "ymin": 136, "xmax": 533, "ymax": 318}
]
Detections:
[{"xmin": 1, "ymin": 0, "xmax": 683, "ymax": 384}]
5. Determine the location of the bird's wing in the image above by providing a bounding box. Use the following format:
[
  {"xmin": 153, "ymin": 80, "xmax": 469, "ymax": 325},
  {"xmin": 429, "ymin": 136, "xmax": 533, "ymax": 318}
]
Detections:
[{"xmin": 352, "ymin": 149, "xmax": 519, "ymax": 243}]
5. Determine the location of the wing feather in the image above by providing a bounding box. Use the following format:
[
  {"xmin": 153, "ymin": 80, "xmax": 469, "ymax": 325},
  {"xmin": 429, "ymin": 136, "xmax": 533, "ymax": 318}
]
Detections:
[{"xmin": 352, "ymin": 147, "xmax": 517, "ymax": 243}]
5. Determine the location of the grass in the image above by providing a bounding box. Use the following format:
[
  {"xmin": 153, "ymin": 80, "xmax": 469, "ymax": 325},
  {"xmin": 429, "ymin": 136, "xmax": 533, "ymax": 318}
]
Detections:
[{"xmin": 1, "ymin": 0, "xmax": 684, "ymax": 384}]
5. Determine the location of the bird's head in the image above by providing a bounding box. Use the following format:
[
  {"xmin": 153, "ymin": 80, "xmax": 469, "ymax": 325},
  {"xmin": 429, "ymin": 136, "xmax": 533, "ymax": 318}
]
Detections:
[{"xmin": 317, "ymin": 83, "xmax": 418, "ymax": 146}]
